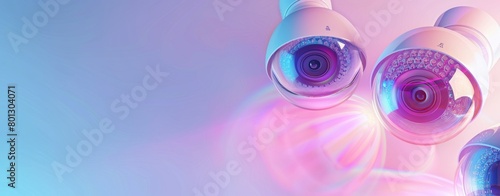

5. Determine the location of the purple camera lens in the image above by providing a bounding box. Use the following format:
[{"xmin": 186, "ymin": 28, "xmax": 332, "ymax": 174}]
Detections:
[
  {"xmin": 294, "ymin": 44, "xmax": 339, "ymax": 85},
  {"xmin": 395, "ymin": 70, "xmax": 448, "ymax": 123},
  {"xmin": 269, "ymin": 36, "xmax": 364, "ymax": 109}
]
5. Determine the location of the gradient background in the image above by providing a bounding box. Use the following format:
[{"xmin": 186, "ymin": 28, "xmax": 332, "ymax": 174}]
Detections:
[{"xmin": 0, "ymin": 0, "xmax": 499, "ymax": 195}]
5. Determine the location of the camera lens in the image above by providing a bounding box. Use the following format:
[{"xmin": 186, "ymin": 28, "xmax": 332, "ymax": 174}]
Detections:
[
  {"xmin": 268, "ymin": 36, "xmax": 365, "ymax": 109},
  {"xmin": 394, "ymin": 70, "xmax": 448, "ymax": 123},
  {"xmin": 403, "ymin": 82, "xmax": 435, "ymax": 112},
  {"xmin": 295, "ymin": 44, "xmax": 338, "ymax": 84}
]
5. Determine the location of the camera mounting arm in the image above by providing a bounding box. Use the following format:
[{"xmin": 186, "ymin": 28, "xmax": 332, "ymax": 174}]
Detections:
[{"xmin": 280, "ymin": 0, "xmax": 333, "ymax": 18}]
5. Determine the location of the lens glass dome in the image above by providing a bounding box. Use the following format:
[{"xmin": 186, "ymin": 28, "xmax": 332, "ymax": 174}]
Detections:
[
  {"xmin": 372, "ymin": 49, "xmax": 481, "ymax": 144},
  {"xmin": 269, "ymin": 36, "xmax": 364, "ymax": 109}
]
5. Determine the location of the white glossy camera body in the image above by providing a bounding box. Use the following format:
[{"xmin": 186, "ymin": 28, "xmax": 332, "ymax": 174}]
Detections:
[
  {"xmin": 266, "ymin": 0, "xmax": 366, "ymax": 110},
  {"xmin": 371, "ymin": 7, "xmax": 500, "ymax": 145}
]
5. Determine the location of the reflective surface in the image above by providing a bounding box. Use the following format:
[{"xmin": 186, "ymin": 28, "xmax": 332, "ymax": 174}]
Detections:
[{"xmin": 372, "ymin": 49, "xmax": 479, "ymax": 144}]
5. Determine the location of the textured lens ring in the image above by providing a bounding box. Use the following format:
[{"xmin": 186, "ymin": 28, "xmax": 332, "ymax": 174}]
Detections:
[
  {"xmin": 282, "ymin": 36, "xmax": 353, "ymax": 88},
  {"xmin": 299, "ymin": 51, "xmax": 329, "ymax": 78}
]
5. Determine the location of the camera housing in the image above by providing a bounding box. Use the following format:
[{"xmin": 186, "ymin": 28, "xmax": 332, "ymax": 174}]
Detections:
[
  {"xmin": 266, "ymin": 0, "xmax": 366, "ymax": 110},
  {"xmin": 371, "ymin": 7, "xmax": 500, "ymax": 145},
  {"xmin": 455, "ymin": 125, "xmax": 500, "ymax": 195}
]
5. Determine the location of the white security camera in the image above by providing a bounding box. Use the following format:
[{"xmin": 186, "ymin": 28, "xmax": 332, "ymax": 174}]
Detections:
[
  {"xmin": 265, "ymin": 0, "xmax": 366, "ymax": 110},
  {"xmin": 371, "ymin": 6, "xmax": 500, "ymax": 145},
  {"xmin": 455, "ymin": 125, "xmax": 500, "ymax": 195}
]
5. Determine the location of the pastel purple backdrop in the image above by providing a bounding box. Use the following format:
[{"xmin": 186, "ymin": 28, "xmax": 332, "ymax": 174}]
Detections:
[{"xmin": 0, "ymin": 0, "xmax": 499, "ymax": 195}]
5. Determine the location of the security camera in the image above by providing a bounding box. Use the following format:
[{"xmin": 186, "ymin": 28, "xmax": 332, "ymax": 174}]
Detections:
[
  {"xmin": 371, "ymin": 6, "xmax": 500, "ymax": 145},
  {"xmin": 265, "ymin": 0, "xmax": 366, "ymax": 110},
  {"xmin": 455, "ymin": 125, "xmax": 500, "ymax": 195}
]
